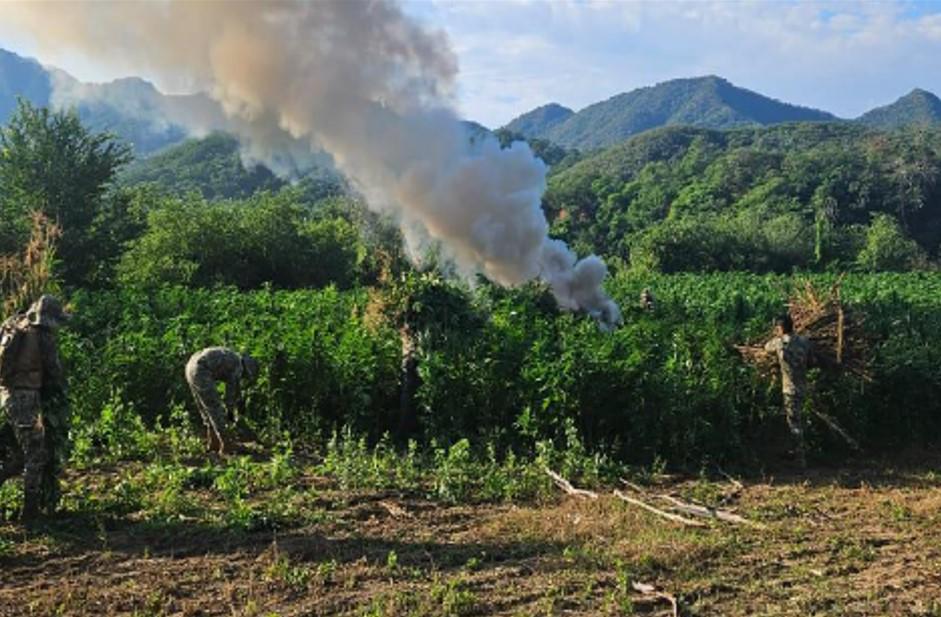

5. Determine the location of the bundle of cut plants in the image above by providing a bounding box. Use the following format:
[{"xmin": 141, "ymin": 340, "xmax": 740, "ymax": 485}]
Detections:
[{"xmin": 736, "ymin": 278, "xmax": 871, "ymax": 382}]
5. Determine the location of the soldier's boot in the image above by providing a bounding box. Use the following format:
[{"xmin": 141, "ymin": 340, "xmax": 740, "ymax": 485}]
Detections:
[
  {"xmin": 18, "ymin": 422, "xmax": 48, "ymax": 523},
  {"xmin": 790, "ymin": 428, "xmax": 807, "ymax": 470},
  {"xmin": 21, "ymin": 488, "xmax": 42, "ymax": 522},
  {"xmin": 21, "ymin": 467, "xmax": 44, "ymax": 522}
]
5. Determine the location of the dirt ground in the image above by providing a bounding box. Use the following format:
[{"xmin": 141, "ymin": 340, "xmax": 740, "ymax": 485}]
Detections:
[{"xmin": 1, "ymin": 460, "xmax": 940, "ymax": 616}]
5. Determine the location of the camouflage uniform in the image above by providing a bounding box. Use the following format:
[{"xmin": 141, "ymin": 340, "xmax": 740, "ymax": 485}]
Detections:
[
  {"xmin": 185, "ymin": 347, "xmax": 257, "ymax": 454},
  {"xmin": 765, "ymin": 333, "xmax": 811, "ymax": 460},
  {"xmin": 0, "ymin": 295, "xmax": 70, "ymax": 519},
  {"xmin": 640, "ymin": 288, "xmax": 655, "ymax": 311}
]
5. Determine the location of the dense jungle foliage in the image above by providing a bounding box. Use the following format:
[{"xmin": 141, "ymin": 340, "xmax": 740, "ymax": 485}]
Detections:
[
  {"xmin": 2, "ymin": 100, "xmax": 941, "ymax": 470},
  {"xmin": 547, "ymin": 123, "xmax": 941, "ymax": 273}
]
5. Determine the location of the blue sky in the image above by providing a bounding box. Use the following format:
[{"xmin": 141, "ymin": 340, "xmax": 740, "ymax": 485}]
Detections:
[
  {"xmin": 2, "ymin": 0, "xmax": 940, "ymax": 128},
  {"xmin": 403, "ymin": 0, "xmax": 941, "ymax": 127}
]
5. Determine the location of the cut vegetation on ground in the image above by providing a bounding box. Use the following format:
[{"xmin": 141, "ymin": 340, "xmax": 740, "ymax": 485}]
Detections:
[{"xmin": 2, "ymin": 448, "xmax": 940, "ymax": 617}]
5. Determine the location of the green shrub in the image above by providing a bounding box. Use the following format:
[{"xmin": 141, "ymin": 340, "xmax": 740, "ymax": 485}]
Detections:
[
  {"xmin": 117, "ymin": 191, "xmax": 362, "ymax": 290},
  {"xmin": 856, "ymin": 214, "xmax": 927, "ymax": 271}
]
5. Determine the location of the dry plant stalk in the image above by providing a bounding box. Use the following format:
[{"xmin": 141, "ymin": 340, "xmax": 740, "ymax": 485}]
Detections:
[
  {"xmin": 0, "ymin": 212, "xmax": 62, "ymax": 318},
  {"xmin": 737, "ymin": 278, "xmax": 871, "ymax": 382},
  {"xmin": 631, "ymin": 582, "xmax": 679, "ymax": 617}
]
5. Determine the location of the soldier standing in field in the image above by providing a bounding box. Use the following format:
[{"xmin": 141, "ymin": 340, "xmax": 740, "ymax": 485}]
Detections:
[
  {"xmin": 764, "ymin": 313, "xmax": 812, "ymax": 467},
  {"xmin": 0, "ymin": 295, "xmax": 70, "ymax": 521},
  {"xmin": 185, "ymin": 347, "xmax": 258, "ymax": 455}
]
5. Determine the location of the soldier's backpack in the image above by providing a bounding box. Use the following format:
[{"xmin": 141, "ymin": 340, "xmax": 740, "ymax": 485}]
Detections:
[{"xmin": 0, "ymin": 314, "xmax": 27, "ymax": 384}]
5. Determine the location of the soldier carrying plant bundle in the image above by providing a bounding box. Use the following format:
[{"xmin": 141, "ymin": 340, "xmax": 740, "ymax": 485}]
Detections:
[{"xmin": 737, "ymin": 280, "xmax": 869, "ymax": 466}]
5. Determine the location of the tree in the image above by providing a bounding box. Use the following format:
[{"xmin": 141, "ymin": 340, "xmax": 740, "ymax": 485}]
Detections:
[
  {"xmin": 0, "ymin": 100, "xmax": 132, "ymax": 286},
  {"xmin": 117, "ymin": 190, "xmax": 362, "ymax": 290},
  {"xmin": 856, "ymin": 213, "xmax": 927, "ymax": 271}
]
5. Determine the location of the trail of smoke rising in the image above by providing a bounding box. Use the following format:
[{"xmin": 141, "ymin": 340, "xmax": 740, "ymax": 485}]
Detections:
[{"xmin": 0, "ymin": 0, "xmax": 621, "ymax": 328}]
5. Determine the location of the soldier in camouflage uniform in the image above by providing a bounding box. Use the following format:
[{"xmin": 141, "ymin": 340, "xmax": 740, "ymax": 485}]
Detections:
[
  {"xmin": 0, "ymin": 295, "xmax": 70, "ymax": 520},
  {"xmin": 185, "ymin": 347, "xmax": 258, "ymax": 455},
  {"xmin": 764, "ymin": 313, "xmax": 812, "ymax": 467},
  {"xmin": 640, "ymin": 288, "xmax": 656, "ymax": 311}
]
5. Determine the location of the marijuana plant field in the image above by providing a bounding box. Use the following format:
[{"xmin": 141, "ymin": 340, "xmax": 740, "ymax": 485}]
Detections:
[{"xmin": 57, "ymin": 272, "xmax": 941, "ymax": 467}]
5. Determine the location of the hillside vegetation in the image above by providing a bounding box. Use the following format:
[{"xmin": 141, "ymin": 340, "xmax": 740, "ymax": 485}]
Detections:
[
  {"xmin": 858, "ymin": 88, "xmax": 941, "ymax": 129},
  {"xmin": 119, "ymin": 133, "xmax": 285, "ymax": 200},
  {"xmin": 544, "ymin": 123, "xmax": 941, "ymax": 273}
]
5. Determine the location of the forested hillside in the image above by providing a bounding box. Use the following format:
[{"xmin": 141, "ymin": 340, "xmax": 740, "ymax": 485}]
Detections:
[
  {"xmin": 504, "ymin": 102, "xmax": 574, "ymax": 137},
  {"xmin": 0, "ymin": 49, "xmax": 51, "ymax": 123},
  {"xmin": 543, "ymin": 123, "xmax": 941, "ymax": 273},
  {"xmin": 119, "ymin": 133, "xmax": 286, "ymax": 200}
]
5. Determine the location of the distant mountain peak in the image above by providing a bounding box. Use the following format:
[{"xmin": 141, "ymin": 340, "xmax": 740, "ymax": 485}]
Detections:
[
  {"xmin": 0, "ymin": 47, "xmax": 208, "ymax": 155},
  {"xmin": 521, "ymin": 75, "xmax": 834, "ymax": 150},
  {"xmin": 503, "ymin": 102, "xmax": 574, "ymax": 138},
  {"xmin": 858, "ymin": 88, "xmax": 941, "ymax": 129},
  {"xmin": 908, "ymin": 87, "xmax": 937, "ymax": 98}
]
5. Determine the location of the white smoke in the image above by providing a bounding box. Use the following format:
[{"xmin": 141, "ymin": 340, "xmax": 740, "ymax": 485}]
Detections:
[{"xmin": 0, "ymin": 0, "xmax": 621, "ymax": 328}]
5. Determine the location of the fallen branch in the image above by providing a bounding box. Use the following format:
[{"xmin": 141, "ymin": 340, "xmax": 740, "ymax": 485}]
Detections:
[
  {"xmin": 656, "ymin": 494, "xmax": 764, "ymax": 528},
  {"xmin": 379, "ymin": 500, "xmax": 412, "ymax": 519},
  {"xmin": 545, "ymin": 468, "xmax": 599, "ymax": 500},
  {"xmin": 613, "ymin": 490, "xmax": 705, "ymax": 528},
  {"xmin": 631, "ymin": 582, "xmax": 679, "ymax": 617},
  {"xmin": 716, "ymin": 467, "xmax": 744, "ymax": 491},
  {"xmin": 812, "ymin": 410, "xmax": 861, "ymax": 451},
  {"xmin": 619, "ymin": 478, "xmax": 649, "ymax": 494}
]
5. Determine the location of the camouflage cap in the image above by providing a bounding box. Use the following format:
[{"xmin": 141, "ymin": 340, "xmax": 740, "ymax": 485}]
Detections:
[{"xmin": 26, "ymin": 295, "xmax": 72, "ymax": 328}]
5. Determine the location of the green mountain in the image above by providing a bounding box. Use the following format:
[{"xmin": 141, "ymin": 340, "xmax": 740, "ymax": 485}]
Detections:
[
  {"xmin": 857, "ymin": 89, "xmax": 941, "ymax": 129},
  {"xmin": 120, "ymin": 133, "xmax": 281, "ymax": 199},
  {"xmin": 524, "ymin": 76, "xmax": 836, "ymax": 150},
  {"xmin": 1, "ymin": 48, "xmax": 192, "ymax": 154},
  {"xmin": 120, "ymin": 132, "xmax": 348, "ymax": 201},
  {"xmin": 51, "ymin": 73, "xmax": 193, "ymax": 154},
  {"xmin": 0, "ymin": 49, "xmax": 52, "ymax": 123},
  {"xmin": 504, "ymin": 103, "xmax": 574, "ymax": 138}
]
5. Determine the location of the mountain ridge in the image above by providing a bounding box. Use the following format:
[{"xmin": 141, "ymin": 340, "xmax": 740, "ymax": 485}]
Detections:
[
  {"xmin": 505, "ymin": 75, "xmax": 839, "ymax": 150},
  {"xmin": 4, "ymin": 47, "xmax": 941, "ymax": 157},
  {"xmin": 858, "ymin": 88, "xmax": 941, "ymax": 129}
]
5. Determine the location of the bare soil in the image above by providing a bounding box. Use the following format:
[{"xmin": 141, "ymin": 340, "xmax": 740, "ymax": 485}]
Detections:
[{"xmin": 1, "ymin": 461, "xmax": 940, "ymax": 616}]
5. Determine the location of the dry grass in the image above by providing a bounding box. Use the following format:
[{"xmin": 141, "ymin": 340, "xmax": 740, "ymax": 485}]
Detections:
[
  {"xmin": 2, "ymin": 459, "xmax": 940, "ymax": 616},
  {"xmin": 0, "ymin": 211, "xmax": 62, "ymax": 318}
]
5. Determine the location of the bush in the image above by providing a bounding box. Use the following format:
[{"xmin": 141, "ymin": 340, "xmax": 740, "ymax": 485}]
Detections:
[
  {"xmin": 117, "ymin": 191, "xmax": 362, "ymax": 290},
  {"xmin": 856, "ymin": 214, "xmax": 927, "ymax": 271}
]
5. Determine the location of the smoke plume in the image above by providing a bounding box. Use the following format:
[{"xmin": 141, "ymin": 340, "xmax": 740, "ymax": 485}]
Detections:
[{"xmin": 1, "ymin": 0, "xmax": 621, "ymax": 328}]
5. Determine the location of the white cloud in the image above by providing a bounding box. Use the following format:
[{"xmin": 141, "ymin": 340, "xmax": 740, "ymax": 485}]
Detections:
[
  {"xmin": 404, "ymin": 0, "xmax": 941, "ymax": 127},
  {"xmin": 2, "ymin": 0, "xmax": 938, "ymax": 128}
]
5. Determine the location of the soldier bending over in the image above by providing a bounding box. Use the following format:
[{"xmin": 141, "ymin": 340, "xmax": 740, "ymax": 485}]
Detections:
[{"xmin": 186, "ymin": 347, "xmax": 258, "ymax": 454}]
